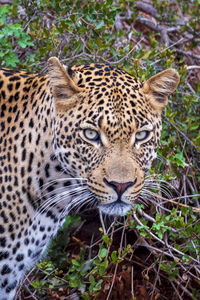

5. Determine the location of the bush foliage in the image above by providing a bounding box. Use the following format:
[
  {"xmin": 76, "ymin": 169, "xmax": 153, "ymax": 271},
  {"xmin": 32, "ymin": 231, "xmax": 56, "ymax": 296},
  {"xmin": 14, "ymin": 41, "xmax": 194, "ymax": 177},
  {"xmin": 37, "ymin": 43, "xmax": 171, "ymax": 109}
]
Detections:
[{"xmin": 1, "ymin": 0, "xmax": 199, "ymax": 299}]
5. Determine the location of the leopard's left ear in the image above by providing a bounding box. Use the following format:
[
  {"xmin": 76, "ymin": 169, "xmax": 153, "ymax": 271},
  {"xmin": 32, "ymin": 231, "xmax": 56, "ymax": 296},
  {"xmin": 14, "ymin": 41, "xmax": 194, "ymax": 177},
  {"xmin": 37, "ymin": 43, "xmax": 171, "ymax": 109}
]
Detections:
[
  {"xmin": 47, "ymin": 57, "xmax": 84, "ymax": 106},
  {"xmin": 142, "ymin": 69, "xmax": 180, "ymax": 111}
]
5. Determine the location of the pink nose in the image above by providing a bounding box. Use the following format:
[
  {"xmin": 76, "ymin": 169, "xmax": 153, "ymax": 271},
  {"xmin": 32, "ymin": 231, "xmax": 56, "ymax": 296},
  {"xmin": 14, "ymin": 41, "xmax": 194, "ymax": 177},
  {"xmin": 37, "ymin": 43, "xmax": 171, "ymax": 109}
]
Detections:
[{"xmin": 104, "ymin": 178, "xmax": 136, "ymax": 196}]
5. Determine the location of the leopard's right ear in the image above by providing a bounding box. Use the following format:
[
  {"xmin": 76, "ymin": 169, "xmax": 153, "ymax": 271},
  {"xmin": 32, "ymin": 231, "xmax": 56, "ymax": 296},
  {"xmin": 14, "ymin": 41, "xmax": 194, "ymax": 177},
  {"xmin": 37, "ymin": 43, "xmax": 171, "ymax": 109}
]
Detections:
[
  {"xmin": 142, "ymin": 69, "xmax": 180, "ymax": 112},
  {"xmin": 47, "ymin": 57, "xmax": 84, "ymax": 106}
]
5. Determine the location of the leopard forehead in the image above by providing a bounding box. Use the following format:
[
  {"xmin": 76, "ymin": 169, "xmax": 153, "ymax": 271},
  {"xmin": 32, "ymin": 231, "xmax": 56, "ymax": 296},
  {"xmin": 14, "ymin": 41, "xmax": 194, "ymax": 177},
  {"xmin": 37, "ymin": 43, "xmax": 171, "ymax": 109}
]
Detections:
[
  {"xmin": 63, "ymin": 63, "xmax": 156, "ymax": 134},
  {"xmin": 70, "ymin": 63, "xmax": 142, "ymax": 91},
  {"xmin": 71, "ymin": 63, "xmax": 139, "ymax": 81}
]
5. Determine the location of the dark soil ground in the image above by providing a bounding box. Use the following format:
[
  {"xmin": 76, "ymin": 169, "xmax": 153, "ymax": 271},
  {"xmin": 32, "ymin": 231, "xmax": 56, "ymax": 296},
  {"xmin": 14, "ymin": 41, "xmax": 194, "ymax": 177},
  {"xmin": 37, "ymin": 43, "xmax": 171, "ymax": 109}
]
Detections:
[{"xmin": 18, "ymin": 210, "xmax": 199, "ymax": 300}]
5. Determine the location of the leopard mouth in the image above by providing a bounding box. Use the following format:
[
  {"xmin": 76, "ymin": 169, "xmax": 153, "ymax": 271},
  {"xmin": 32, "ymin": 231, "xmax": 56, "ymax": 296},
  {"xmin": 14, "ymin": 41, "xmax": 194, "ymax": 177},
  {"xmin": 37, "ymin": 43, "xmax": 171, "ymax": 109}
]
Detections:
[{"xmin": 98, "ymin": 201, "xmax": 132, "ymax": 216}]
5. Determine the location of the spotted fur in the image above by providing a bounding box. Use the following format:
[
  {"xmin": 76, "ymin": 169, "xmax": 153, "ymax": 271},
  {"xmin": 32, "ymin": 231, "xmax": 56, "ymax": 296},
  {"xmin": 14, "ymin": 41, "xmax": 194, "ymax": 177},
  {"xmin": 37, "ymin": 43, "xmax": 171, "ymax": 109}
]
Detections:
[{"xmin": 0, "ymin": 57, "xmax": 179, "ymax": 299}]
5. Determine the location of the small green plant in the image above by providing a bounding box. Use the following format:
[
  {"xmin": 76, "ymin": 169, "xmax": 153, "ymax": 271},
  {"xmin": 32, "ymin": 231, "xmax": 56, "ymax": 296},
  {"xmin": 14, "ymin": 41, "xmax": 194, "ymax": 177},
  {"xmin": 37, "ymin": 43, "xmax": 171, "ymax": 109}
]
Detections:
[{"xmin": 0, "ymin": 5, "xmax": 33, "ymax": 67}]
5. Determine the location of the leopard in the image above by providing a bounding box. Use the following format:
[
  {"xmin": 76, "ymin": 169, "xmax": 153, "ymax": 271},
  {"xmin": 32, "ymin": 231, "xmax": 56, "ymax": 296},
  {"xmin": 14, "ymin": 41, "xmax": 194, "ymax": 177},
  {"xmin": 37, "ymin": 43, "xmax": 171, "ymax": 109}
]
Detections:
[{"xmin": 0, "ymin": 57, "xmax": 179, "ymax": 299}]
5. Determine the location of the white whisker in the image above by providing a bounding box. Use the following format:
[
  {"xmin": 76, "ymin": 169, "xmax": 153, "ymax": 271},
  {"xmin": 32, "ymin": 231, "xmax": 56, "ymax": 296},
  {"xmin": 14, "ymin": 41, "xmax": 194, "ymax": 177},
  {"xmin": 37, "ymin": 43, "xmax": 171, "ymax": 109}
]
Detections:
[{"xmin": 33, "ymin": 180, "xmax": 90, "ymax": 220}]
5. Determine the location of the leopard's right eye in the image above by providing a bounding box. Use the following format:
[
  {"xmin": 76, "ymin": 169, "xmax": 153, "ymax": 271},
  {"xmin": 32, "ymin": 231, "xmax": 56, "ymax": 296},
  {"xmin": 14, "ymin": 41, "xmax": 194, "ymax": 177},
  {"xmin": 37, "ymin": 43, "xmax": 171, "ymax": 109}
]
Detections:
[{"xmin": 83, "ymin": 129, "xmax": 100, "ymax": 142}]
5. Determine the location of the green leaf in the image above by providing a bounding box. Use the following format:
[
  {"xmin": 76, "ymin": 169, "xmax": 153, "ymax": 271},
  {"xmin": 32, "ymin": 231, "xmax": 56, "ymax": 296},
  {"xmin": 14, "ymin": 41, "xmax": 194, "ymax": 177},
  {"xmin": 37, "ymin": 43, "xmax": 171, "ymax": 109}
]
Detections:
[
  {"xmin": 98, "ymin": 248, "xmax": 107, "ymax": 259},
  {"xmin": 96, "ymin": 20, "xmax": 104, "ymax": 29},
  {"xmin": 102, "ymin": 234, "xmax": 112, "ymax": 245},
  {"xmin": 71, "ymin": 259, "xmax": 80, "ymax": 266},
  {"xmin": 111, "ymin": 250, "xmax": 118, "ymax": 263},
  {"xmin": 190, "ymin": 123, "xmax": 199, "ymax": 131},
  {"xmin": 4, "ymin": 51, "xmax": 19, "ymax": 67},
  {"xmin": 173, "ymin": 152, "xmax": 186, "ymax": 167},
  {"xmin": 89, "ymin": 275, "xmax": 95, "ymax": 285},
  {"xmin": 0, "ymin": 5, "xmax": 10, "ymax": 23},
  {"xmin": 18, "ymin": 34, "xmax": 34, "ymax": 48},
  {"xmin": 142, "ymin": 50, "xmax": 152, "ymax": 59}
]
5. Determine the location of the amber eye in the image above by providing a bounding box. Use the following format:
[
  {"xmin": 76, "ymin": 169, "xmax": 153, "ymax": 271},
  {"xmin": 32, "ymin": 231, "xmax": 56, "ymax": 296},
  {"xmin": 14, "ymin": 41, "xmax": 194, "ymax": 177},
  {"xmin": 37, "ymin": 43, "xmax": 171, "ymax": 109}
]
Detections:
[
  {"xmin": 135, "ymin": 131, "xmax": 150, "ymax": 142},
  {"xmin": 83, "ymin": 129, "xmax": 100, "ymax": 141}
]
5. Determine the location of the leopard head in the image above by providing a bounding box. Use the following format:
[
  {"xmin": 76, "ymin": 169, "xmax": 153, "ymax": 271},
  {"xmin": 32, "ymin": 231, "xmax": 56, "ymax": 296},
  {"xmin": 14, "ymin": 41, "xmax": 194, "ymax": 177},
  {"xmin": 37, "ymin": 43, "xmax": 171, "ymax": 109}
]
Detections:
[{"xmin": 47, "ymin": 57, "xmax": 180, "ymax": 215}]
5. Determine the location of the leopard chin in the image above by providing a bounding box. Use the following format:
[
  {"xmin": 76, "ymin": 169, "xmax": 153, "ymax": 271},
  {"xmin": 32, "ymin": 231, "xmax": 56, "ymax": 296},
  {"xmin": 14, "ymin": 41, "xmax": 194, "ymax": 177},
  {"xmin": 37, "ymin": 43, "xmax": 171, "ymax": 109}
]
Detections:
[{"xmin": 98, "ymin": 202, "xmax": 132, "ymax": 216}]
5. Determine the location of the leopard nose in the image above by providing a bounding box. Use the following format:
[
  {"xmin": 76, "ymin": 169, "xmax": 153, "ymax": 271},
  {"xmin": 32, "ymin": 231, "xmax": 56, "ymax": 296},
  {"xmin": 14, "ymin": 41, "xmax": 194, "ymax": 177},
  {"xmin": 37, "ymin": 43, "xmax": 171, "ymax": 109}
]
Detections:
[{"xmin": 104, "ymin": 178, "xmax": 136, "ymax": 196}]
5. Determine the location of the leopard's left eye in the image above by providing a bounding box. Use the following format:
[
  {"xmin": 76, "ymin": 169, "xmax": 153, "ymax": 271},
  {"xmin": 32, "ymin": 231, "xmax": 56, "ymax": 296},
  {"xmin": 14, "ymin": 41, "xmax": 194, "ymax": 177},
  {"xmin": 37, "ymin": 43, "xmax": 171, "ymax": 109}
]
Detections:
[
  {"xmin": 83, "ymin": 129, "xmax": 100, "ymax": 141},
  {"xmin": 135, "ymin": 131, "xmax": 150, "ymax": 142}
]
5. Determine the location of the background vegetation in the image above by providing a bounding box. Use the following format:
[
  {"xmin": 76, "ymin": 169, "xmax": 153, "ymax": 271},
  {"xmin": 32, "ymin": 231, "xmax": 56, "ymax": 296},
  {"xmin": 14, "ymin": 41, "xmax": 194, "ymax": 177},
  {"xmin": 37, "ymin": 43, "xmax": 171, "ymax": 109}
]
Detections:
[{"xmin": 0, "ymin": 0, "xmax": 199, "ymax": 299}]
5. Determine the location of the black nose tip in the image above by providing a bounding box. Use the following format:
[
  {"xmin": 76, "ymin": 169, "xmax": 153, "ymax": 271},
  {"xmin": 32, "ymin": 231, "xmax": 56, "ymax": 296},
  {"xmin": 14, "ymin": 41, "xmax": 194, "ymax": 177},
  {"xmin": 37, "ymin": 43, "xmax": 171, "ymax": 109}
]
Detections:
[{"xmin": 104, "ymin": 178, "xmax": 136, "ymax": 197}]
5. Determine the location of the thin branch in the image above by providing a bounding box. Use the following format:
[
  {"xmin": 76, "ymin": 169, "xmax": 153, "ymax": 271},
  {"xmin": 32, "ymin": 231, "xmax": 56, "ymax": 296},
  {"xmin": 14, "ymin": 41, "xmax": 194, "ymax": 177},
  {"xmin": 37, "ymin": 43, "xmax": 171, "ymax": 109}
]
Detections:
[
  {"xmin": 151, "ymin": 193, "xmax": 200, "ymax": 211},
  {"xmin": 99, "ymin": 210, "xmax": 107, "ymax": 234},
  {"xmin": 131, "ymin": 266, "xmax": 134, "ymax": 298},
  {"xmin": 106, "ymin": 263, "xmax": 118, "ymax": 300},
  {"xmin": 164, "ymin": 116, "xmax": 200, "ymax": 153},
  {"xmin": 136, "ymin": 1, "xmax": 159, "ymax": 18},
  {"xmin": 150, "ymin": 258, "xmax": 162, "ymax": 300},
  {"xmin": 187, "ymin": 65, "xmax": 200, "ymax": 70},
  {"xmin": 175, "ymin": 48, "xmax": 200, "ymax": 60},
  {"xmin": 136, "ymin": 16, "xmax": 170, "ymax": 46},
  {"xmin": 15, "ymin": 267, "xmax": 39, "ymax": 300}
]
